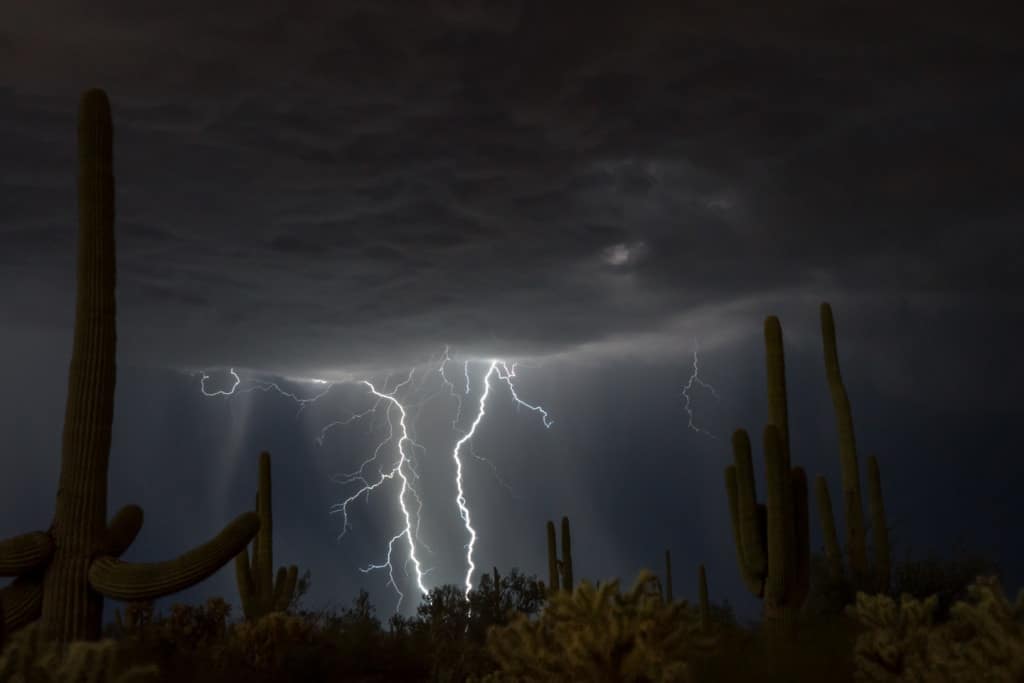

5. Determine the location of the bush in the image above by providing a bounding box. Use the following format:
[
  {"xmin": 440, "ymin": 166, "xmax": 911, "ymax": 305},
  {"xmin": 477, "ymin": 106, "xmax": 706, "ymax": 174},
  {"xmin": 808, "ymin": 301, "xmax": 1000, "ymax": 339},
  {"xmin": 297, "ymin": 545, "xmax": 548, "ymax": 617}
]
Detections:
[{"xmin": 479, "ymin": 569, "xmax": 719, "ymax": 682}]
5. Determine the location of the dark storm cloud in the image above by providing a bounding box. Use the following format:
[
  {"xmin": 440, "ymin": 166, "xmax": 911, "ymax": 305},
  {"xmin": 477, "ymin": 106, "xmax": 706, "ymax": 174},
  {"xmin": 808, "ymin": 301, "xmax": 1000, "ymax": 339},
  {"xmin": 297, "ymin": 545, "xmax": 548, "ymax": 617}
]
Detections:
[{"xmin": 0, "ymin": 1, "xmax": 1020, "ymax": 376}]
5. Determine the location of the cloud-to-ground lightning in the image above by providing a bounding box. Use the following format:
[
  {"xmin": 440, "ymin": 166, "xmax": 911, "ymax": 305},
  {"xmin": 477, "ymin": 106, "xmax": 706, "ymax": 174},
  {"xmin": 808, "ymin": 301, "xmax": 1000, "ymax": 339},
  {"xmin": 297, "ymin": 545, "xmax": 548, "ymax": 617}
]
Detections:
[
  {"xmin": 336, "ymin": 373, "xmax": 431, "ymax": 612},
  {"xmin": 681, "ymin": 338, "xmax": 721, "ymax": 439},
  {"xmin": 197, "ymin": 348, "xmax": 552, "ymax": 612}
]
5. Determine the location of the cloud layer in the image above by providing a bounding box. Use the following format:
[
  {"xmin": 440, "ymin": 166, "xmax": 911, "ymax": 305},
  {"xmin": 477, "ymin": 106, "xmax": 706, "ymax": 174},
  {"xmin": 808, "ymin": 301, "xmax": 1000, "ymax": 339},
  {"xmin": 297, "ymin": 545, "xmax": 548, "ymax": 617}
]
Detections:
[{"xmin": 0, "ymin": 1, "xmax": 1020, "ymax": 378}]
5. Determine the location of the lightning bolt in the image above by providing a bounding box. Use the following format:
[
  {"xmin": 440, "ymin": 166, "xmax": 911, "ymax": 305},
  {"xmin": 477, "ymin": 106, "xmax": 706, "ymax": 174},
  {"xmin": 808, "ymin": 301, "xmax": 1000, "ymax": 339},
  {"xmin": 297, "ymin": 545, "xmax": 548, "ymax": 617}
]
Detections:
[
  {"xmin": 197, "ymin": 348, "xmax": 551, "ymax": 612},
  {"xmin": 330, "ymin": 371, "xmax": 430, "ymax": 612},
  {"xmin": 198, "ymin": 367, "xmax": 332, "ymax": 416},
  {"xmin": 681, "ymin": 338, "xmax": 720, "ymax": 439}
]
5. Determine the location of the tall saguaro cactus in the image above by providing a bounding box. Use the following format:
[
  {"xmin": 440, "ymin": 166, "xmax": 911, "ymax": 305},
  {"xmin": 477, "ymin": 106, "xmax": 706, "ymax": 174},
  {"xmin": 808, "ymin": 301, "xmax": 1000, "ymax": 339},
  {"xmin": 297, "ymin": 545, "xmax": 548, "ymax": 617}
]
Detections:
[
  {"xmin": 724, "ymin": 316, "xmax": 810, "ymax": 629},
  {"xmin": 235, "ymin": 451, "xmax": 298, "ymax": 620},
  {"xmin": 544, "ymin": 517, "xmax": 574, "ymax": 594},
  {"xmin": 816, "ymin": 303, "xmax": 891, "ymax": 593},
  {"xmin": 0, "ymin": 90, "xmax": 259, "ymax": 645}
]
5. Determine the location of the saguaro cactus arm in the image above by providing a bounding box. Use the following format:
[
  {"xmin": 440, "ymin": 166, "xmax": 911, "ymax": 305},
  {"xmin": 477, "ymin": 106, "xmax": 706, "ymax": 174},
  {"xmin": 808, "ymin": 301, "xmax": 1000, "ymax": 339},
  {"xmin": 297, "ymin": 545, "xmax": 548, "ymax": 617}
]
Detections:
[
  {"xmin": 0, "ymin": 576, "xmax": 44, "ymax": 634},
  {"xmin": 724, "ymin": 429, "xmax": 767, "ymax": 597},
  {"xmin": 88, "ymin": 511, "xmax": 259, "ymax": 601},
  {"xmin": 101, "ymin": 505, "xmax": 144, "ymax": 557},
  {"xmin": 0, "ymin": 533, "xmax": 55, "ymax": 576}
]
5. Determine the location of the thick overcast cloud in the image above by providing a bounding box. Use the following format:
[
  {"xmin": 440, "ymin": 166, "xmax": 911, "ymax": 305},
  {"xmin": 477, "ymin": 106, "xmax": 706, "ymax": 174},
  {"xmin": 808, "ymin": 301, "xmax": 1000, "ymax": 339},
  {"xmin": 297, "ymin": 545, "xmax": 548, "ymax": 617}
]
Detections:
[
  {"xmin": 1, "ymin": 1, "xmax": 1019, "ymax": 377},
  {"xmin": 1, "ymin": 2, "xmax": 1022, "ymax": 621}
]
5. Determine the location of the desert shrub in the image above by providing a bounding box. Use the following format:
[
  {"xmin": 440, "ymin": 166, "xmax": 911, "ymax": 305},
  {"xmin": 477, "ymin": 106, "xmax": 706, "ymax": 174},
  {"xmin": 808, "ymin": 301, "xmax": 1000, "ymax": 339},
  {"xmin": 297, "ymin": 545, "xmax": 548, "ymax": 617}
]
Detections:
[
  {"xmin": 847, "ymin": 575, "xmax": 1024, "ymax": 682},
  {"xmin": 890, "ymin": 549, "xmax": 1001, "ymax": 622},
  {"xmin": 0, "ymin": 621, "xmax": 159, "ymax": 682},
  {"xmin": 228, "ymin": 612, "xmax": 315, "ymax": 671},
  {"xmin": 478, "ymin": 569, "xmax": 719, "ymax": 683}
]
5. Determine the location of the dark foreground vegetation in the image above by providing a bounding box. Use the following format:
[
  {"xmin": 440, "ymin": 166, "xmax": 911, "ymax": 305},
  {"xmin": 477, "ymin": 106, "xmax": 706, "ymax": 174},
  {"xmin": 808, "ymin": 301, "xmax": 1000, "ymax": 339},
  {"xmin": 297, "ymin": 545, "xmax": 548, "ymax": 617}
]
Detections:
[
  {"xmin": 2, "ymin": 90, "xmax": 1022, "ymax": 682},
  {"xmin": 2, "ymin": 551, "xmax": 1020, "ymax": 682}
]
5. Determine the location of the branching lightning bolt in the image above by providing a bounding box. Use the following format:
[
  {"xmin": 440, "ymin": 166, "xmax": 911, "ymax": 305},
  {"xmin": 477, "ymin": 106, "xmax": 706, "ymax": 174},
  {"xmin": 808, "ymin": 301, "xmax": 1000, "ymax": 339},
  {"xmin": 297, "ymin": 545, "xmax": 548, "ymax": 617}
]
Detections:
[
  {"xmin": 197, "ymin": 347, "xmax": 552, "ymax": 612},
  {"xmin": 681, "ymin": 337, "xmax": 720, "ymax": 439},
  {"xmin": 199, "ymin": 367, "xmax": 332, "ymax": 416},
  {"xmin": 330, "ymin": 372, "xmax": 430, "ymax": 612}
]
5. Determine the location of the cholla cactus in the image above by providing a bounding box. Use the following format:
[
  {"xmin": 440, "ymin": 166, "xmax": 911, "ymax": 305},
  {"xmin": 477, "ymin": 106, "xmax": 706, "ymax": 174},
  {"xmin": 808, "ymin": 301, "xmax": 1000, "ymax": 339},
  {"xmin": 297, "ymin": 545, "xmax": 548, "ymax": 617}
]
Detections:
[
  {"xmin": 847, "ymin": 576, "xmax": 1024, "ymax": 682},
  {"xmin": 846, "ymin": 591, "xmax": 939, "ymax": 681},
  {"xmin": 482, "ymin": 570, "xmax": 718, "ymax": 682},
  {"xmin": 0, "ymin": 621, "xmax": 158, "ymax": 682}
]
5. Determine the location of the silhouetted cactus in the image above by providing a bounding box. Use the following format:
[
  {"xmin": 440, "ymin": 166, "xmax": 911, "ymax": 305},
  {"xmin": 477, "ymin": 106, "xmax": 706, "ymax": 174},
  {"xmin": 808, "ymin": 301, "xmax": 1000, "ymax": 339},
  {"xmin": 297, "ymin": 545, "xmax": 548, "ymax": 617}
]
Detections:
[
  {"xmin": 0, "ymin": 89, "xmax": 259, "ymax": 644},
  {"xmin": 816, "ymin": 302, "xmax": 891, "ymax": 594},
  {"xmin": 724, "ymin": 316, "xmax": 810, "ymax": 632},
  {"xmin": 544, "ymin": 517, "xmax": 573, "ymax": 594},
  {"xmin": 665, "ymin": 549, "xmax": 674, "ymax": 603},
  {"xmin": 235, "ymin": 451, "xmax": 299, "ymax": 620},
  {"xmin": 698, "ymin": 564, "xmax": 710, "ymax": 634}
]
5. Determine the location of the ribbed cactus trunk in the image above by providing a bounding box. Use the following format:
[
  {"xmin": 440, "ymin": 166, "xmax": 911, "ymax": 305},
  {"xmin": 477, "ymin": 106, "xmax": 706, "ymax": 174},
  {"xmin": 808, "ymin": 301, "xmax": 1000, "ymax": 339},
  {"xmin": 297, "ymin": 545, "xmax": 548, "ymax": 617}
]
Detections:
[
  {"xmin": 816, "ymin": 303, "xmax": 891, "ymax": 594},
  {"xmin": 257, "ymin": 454, "xmax": 274, "ymax": 600},
  {"xmin": 545, "ymin": 521, "xmax": 559, "ymax": 593},
  {"xmin": 866, "ymin": 455, "xmax": 891, "ymax": 592},
  {"xmin": 492, "ymin": 566, "xmax": 501, "ymax": 614},
  {"xmin": 724, "ymin": 315, "xmax": 810, "ymax": 639},
  {"xmin": 40, "ymin": 89, "xmax": 117, "ymax": 642},
  {"xmin": 235, "ymin": 451, "xmax": 298, "ymax": 620},
  {"xmin": 544, "ymin": 517, "xmax": 573, "ymax": 594},
  {"xmin": 820, "ymin": 303, "xmax": 869, "ymax": 584},
  {"xmin": 0, "ymin": 89, "xmax": 259, "ymax": 646},
  {"xmin": 560, "ymin": 516, "xmax": 573, "ymax": 592}
]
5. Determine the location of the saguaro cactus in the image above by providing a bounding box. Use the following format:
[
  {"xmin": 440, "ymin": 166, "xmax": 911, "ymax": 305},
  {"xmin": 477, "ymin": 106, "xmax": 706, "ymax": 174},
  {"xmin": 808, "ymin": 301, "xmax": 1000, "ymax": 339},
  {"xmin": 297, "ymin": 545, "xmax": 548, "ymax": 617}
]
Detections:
[
  {"xmin": 545, "ymin": 517, "xmax": 574, "ymax": 593},
  {"xmin": 664, "ymin": 549, "xmax": 674, "ymax": 603},
  {"xmin": 724, "ymin": 316, "xmax": 810, "ymax": 629},
  {"xmin": 816, "ymin": 303, "xmax": 891, "ymax": 593},
  {"xmin": 235, "ymin": 451, "xmax": 298, "ymax": 620},
  {"xmin": 698, "ymin": 563, "xmax": 710, "ymax": 634},
  {"xmin": 0, "ymin": 90, "xmax": 259, "ymax": 644}
]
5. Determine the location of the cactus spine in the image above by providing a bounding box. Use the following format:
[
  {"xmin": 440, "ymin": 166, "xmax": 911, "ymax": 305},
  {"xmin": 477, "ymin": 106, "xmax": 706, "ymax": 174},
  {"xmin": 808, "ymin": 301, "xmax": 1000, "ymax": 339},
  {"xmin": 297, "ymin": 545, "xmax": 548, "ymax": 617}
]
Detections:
[
  {"xmin": 724, "ymin": 316, "xmax": 810, "ymax": 630},
  {"xmin": 235, "ymin": 451, "xmax": 299, "ymax": 620},
  {"xmin": 816, "ymin": 303, "xmax": 891, "ymax": 593},
  {"xmin": 0, "ymin": 90, "xmax": 259, "ymax": 644},
  {"xmin": 545, "ymin": 517, "xmax": 574, "ymax": 593}
]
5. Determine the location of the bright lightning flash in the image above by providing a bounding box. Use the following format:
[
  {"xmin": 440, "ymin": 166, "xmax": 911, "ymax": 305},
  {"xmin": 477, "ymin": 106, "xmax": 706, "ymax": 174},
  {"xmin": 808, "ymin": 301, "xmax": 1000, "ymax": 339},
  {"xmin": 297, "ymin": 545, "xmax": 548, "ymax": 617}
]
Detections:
[
  {"xmin": 681, "ymin": 338, "xmax": 721, "ymax": 439},
  {"xmin": 197, "ymin": 349, "xmax": 552, "ymax": 611}
]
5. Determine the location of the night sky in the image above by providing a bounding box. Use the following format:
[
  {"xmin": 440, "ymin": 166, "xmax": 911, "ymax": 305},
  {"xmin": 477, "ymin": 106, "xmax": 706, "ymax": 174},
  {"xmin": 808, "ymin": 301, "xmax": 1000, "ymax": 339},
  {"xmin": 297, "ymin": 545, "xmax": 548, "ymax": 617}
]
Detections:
[{"xmin": 1, "ymin": 2, "xmax": 1021, "ymax": 622}]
